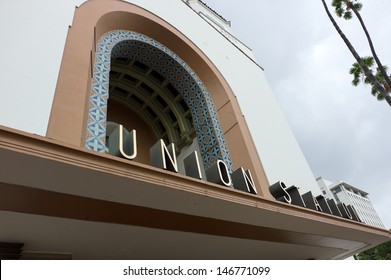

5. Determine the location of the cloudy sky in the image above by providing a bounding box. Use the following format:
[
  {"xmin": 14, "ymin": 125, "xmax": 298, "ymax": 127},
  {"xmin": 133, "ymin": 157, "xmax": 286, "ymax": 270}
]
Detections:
[
  {"xmin": 202, "ymin": 0, "xmax": 391, "ymax": 228},
  {"xmin": 0, "ymin": 0, "xmax": 389, "ymax": 229}
]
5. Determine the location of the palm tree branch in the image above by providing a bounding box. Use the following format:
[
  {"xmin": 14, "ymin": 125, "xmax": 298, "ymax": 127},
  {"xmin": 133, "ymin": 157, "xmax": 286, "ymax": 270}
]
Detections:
[
  {"xmin": 321, "ymin": 0, "xmax": 391, "ymax": 106},
  {"xmin": 350, "ymin": 5, "xmax": 391, "ymax": 88}
]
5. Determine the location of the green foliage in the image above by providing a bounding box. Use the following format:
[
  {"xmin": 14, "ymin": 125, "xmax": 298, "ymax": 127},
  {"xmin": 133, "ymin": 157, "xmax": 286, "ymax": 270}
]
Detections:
[
  {"xmin": 332, "ymin": 0, "xmax": 362, "ymax": 19},
  {"xmin": 356, "ymin": 240, "xmax": 391, "ymax": 260},
  {"xmin": 350, "ymin": 59, "xmax": 390, "ymax": 99},
  {"xmin": 349, "ymin": 57, "xmax": 390, "ymax": 100},
  {"xmin": 349, "ymin": 56, "xmax": 373, "ymax": 86}
]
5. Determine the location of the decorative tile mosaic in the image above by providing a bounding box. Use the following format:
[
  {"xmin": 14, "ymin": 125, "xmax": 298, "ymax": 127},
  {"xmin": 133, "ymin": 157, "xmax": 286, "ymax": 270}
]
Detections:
[{"xmin": 87, "ymin": 30, "xmax": 233, "ymax": 171}]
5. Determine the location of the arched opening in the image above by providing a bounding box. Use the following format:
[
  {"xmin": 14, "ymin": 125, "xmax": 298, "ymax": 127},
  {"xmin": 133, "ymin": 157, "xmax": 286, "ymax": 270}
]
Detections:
[
  {"xmin": 108, "ymin": 57, "xmax": 195, "ymax": 150},
  {"xmin": 86, "ymin": 30, "xmax": 233, "ymax": 172}
]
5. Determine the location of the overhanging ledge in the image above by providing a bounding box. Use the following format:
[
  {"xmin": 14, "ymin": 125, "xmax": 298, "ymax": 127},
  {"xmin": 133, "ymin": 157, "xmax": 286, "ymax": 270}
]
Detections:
[{"xmin": 1, "ymin": 125, "xmax": 390, "ymax": 259}]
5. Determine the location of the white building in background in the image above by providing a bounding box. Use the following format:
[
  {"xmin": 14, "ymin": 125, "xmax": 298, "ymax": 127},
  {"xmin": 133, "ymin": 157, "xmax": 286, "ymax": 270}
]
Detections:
[{"xmin": 317, "ymin": 177, "xmax": 385, "ymax": 228}]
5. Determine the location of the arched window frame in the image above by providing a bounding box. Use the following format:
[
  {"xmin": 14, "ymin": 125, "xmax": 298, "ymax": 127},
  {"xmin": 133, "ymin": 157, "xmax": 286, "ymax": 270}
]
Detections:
[{"xmin": 86, "ymin": 30, "xmax": 233, "ymax": 171}]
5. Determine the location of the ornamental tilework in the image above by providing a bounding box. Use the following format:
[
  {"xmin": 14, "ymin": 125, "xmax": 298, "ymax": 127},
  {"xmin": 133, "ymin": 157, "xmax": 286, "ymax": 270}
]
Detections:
[{"xmin": 87, "ymin": 30, "xmax": 233, "ymax": 171}]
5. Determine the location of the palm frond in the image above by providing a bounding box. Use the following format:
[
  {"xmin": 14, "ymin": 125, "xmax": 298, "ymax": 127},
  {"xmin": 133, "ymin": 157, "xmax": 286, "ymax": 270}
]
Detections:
[
  {"xmin": 335, "ymin": 7, "xmax": 344, "ymax": 17},
  {"xmin": 370, "ymin": 86, "xmax": 378, "ymax": 97},
  {"xmin": 364, "ymin": 76, "xmax": 372, "ymax": 85},
  {"xmin": 362, "ymin": 56, "xmax": 374, "ymax": 67},
  {"xmin": 377, "ymin": 92, "xmax": 385, "ymax": 101},
  {"xmin": 353, "ymin": 2, "xmax": 362, "ymax": 11},
  {"xmin": 343, "ymin": 11, "xmax": 352, "ymax": 20},
  {"xmin": 332, "ymin": 0, "xmax": 342, "ymax": 9},
  {"xmin": 352, "ymin": 77, "xmax": 360, "ymax": 86}
]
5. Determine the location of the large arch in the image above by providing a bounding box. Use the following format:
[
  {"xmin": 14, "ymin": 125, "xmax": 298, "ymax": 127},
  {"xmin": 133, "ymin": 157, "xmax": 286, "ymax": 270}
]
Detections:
[
  {"xmin": 47, "ymin": 0, "xmax": 270, "ymax": 197},
  {"xmin": 87, "ymin": 30, "xmax": 232, "ymax": 171}
]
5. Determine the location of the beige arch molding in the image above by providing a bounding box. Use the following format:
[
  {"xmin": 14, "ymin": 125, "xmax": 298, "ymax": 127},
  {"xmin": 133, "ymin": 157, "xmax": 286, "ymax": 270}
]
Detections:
[{"xmin": 46, "ymin": 0, "xmax": 270, "ymax": 197}]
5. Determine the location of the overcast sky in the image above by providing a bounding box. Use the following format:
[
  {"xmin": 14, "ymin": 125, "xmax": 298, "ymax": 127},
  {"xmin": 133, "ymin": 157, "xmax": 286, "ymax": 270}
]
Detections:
[
  {"xmin": 0, "ymin": 0, "xmax": 389, "ymax": 229},
  {"xmin": 202, "ymin": 0, "xmax": 391, "ymax": 228}
]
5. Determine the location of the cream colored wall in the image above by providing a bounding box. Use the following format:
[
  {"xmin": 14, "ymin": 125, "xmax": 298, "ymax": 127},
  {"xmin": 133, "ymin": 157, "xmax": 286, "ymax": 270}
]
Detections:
[
  {"xmin": 0, "ymin": 0, "xmax": 320, "ymax": 196},
  {"xmin": 44, "ymin": 0, "xmax": 270, "ymax": 197},
  {"xmin": 0, "ymin": 0, "xmax": 82, "ymax": 135}
]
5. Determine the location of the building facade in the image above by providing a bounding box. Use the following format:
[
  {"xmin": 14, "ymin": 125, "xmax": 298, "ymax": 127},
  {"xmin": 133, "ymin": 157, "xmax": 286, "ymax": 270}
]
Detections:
[
  {"xmin": 0, "ymin": 0, "xmax": 390, "ymax": 259},
  {"xmin": 317, "ymin": 177, "xmax": 385, "ymax": 228}
]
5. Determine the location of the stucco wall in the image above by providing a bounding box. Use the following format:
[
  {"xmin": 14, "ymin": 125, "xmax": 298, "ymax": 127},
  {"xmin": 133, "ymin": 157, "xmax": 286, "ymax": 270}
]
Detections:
[{"xmin": 0, "ymin": 0, "xmax": 320, "ymax": 194}]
